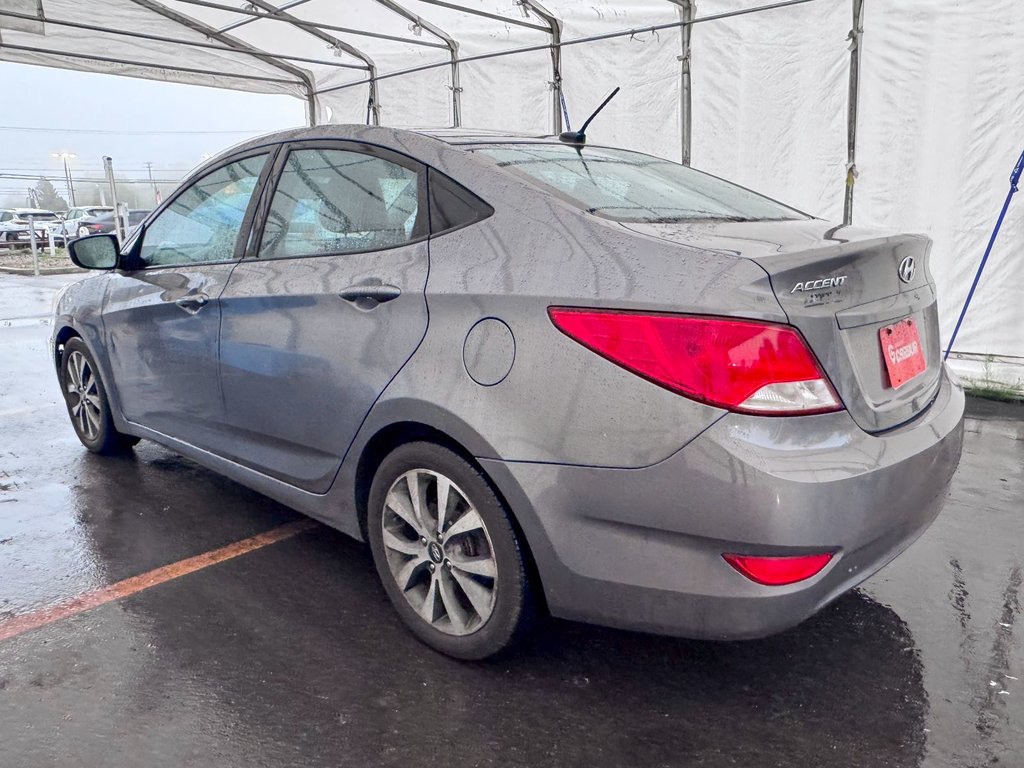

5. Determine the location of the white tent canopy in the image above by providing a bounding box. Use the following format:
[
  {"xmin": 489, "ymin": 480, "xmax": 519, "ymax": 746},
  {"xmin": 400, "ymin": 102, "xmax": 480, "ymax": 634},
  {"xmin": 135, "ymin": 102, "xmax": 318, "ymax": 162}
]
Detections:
[
  {"xmin": 0, "ymin": 0, "xmax": 730, "ymax": 145},
  {"xmin": 3, "ymin": 0, "xmax": 1023, "ymax": 388}
]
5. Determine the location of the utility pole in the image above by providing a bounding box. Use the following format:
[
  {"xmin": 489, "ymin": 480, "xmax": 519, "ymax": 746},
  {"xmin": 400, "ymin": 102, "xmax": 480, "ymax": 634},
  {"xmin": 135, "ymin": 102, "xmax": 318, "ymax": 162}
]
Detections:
[
  {"xmin": 145, "ymin": 162, "xmax": 161, "ymax": 206},
  {"xmin": 52, "ymin": 152, "xmax": 77, "ymax": 207},
  {"xmin": 103, "ymin": 157, "xmax": 125, "ymax": 244}
]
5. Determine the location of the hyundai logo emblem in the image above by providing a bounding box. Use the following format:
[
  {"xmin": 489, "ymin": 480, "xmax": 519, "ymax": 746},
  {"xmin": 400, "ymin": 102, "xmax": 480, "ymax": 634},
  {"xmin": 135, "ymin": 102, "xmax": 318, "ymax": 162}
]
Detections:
[{"xmin": 898, "ymin": 256, "xmax": 916, "ymax": 284}]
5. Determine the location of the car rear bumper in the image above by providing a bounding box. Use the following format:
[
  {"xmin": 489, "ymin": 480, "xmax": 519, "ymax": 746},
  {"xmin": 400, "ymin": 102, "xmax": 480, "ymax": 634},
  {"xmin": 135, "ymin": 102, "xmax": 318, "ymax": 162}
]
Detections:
[{"xmin": 481, "ymin": 365, "xmax": 964, "ymax": 640}]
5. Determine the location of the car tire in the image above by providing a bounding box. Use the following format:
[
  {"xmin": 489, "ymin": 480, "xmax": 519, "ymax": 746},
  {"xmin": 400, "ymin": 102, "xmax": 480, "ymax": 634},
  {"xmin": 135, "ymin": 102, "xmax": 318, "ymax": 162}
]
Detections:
[
  {"xmin": 59, "ymin": 338, "xmax": 139, "ymax": 454},
  {"xmin": 367, "ymin": 441, "xmax": 536, "ymax": 660}
]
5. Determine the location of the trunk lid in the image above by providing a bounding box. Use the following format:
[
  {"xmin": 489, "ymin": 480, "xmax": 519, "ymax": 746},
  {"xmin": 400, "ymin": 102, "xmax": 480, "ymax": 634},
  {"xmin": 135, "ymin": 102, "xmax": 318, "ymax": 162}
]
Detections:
[{"xmin": 622, "ymin": 219, "xmax": 942, "ymax": 432}]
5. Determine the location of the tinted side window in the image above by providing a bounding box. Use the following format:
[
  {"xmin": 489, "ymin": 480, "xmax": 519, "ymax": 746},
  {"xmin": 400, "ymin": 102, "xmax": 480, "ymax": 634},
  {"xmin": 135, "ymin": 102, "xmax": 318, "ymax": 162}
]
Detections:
[
  {"xmin": 139, "ymin": 155, "xmax": 267, "ymax": 267},
  {"xmin": 259, "ymin": 148, "xmax": 423, "ymax": 260},
  {"xmin": 427, "ymin": 168, "xmax": 493, "ymax": 235}
]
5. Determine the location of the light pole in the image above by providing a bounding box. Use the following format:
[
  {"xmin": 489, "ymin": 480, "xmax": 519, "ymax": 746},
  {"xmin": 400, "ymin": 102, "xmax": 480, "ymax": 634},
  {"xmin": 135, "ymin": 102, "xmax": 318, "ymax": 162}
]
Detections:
[{"xmin": 51, "ymin": 152, "xmax": 77, "ymax": 207}]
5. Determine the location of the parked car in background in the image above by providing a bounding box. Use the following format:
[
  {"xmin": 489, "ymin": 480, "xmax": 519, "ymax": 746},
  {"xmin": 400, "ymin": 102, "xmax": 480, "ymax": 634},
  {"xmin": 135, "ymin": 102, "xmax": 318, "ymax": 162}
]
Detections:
[
  {"xmin": 0, "ymin": 208, "xmax": 58, "ymax": 245},
  {"xmin": 49, "ymin": 206, "xmax": 113, "ymax": 245},
  {"xmin": 76, "ymin": 209, "xmax": 150, "ymax": 239},
  {"xmin": 52, "ymin": 125, "xmax": 965, "ymax": 660}
]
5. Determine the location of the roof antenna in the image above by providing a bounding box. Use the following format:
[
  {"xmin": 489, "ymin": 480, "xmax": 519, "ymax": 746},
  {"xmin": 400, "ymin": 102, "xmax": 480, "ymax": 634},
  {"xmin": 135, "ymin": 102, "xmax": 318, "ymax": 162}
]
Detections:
[{"xmin": 558, "ymin": 87, "xmax": 620, "ymax": 145}]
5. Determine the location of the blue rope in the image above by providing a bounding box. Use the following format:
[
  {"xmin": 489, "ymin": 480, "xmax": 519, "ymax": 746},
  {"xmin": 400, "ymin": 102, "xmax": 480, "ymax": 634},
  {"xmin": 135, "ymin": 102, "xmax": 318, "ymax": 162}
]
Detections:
[
  {"xmin": 943, "ymin": 147, "xmax": 1024, "ymax": 361},
  {"xmin": 559, "ymin": 89, "xmax": 571, "ymax": 132}
]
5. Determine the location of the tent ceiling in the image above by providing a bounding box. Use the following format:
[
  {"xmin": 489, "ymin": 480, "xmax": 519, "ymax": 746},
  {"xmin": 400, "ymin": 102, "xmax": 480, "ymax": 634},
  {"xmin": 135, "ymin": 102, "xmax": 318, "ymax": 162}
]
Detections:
[{"xmin": 0, "ymin": 0, "xmax": 813, "ymax": 131}]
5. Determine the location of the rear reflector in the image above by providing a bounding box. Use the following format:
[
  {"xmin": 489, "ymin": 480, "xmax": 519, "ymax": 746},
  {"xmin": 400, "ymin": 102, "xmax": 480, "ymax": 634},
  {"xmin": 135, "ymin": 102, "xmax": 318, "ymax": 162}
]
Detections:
[
  {"xmin": 723, "ymin": 553, "xmax": 833, "ymax": 586},
  {"xmin": 548, "ymin": 309, "xmax": 842, "ymax": 416}
]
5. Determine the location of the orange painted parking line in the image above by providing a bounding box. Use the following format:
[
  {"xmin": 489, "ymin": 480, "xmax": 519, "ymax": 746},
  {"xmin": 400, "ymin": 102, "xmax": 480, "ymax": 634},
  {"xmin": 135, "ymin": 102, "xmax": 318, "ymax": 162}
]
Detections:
[{"xmin": 0, "ymin": 518, "xmax": 318, "ymax": 644}]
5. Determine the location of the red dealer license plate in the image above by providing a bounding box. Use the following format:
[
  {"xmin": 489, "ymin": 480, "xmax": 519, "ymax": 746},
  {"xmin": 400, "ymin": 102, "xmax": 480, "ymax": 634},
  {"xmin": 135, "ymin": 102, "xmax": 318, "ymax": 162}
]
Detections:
[{"xmin": 880, "ymin": 317, "xmax": 926, "ymax": 389}]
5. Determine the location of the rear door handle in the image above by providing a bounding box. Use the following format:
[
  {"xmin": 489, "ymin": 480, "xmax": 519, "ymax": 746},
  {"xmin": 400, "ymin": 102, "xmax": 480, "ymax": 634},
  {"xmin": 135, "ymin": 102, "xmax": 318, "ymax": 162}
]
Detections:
[
  {"xmin": 338, "ymin": 282, "xmax": 402, "ymax": 307},
  {"xmin": 174, "ymin": 293, "xmax": 209, "ymax": 311}
]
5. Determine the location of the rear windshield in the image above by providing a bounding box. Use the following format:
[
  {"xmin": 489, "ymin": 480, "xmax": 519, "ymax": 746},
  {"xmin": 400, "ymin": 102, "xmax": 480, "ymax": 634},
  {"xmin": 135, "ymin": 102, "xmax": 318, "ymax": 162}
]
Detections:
[
  {"xmin": 18, "ymin": 211, "xmax": 57, "ymax": 221},
  {"xmin": 471, "ymin": 144, "xmax": 806, "ymax": 223}
]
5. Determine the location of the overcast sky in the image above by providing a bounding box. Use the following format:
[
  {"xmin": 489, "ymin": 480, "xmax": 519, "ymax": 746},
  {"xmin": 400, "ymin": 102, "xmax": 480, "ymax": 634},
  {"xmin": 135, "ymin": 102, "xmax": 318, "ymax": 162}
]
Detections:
[{"xmin": 0, "ymin": 62, "xmax": 306, "ymax": 208}]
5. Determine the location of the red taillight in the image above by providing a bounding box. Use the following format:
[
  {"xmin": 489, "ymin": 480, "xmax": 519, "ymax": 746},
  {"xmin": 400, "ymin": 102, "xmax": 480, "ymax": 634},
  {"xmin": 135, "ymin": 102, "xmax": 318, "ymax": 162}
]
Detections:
[
  {"xmin": 548, "ymin": 308, "xmax": 842, "ymax": 416},
  {"xmin": 723, "ymin": 553, "xmax": 833, "ymax": 586}
]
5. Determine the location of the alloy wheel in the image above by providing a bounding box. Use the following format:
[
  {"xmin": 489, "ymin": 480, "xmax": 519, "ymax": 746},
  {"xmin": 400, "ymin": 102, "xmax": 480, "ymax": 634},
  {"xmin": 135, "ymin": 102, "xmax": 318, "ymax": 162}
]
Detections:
[
  {"xmin": 380, "ymin": 468, "xmax": 498, "ymax": 636},
  {"xmin": 64, "ymin": 350, "xmax": 103, "ymax": 441}
]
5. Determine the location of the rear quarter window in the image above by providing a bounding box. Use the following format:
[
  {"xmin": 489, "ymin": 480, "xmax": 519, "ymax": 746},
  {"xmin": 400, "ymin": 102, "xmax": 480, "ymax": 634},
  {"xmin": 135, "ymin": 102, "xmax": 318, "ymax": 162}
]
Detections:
[{"xmin": 427, "ymin": 168, "xmax": 493, "ymax": 235}]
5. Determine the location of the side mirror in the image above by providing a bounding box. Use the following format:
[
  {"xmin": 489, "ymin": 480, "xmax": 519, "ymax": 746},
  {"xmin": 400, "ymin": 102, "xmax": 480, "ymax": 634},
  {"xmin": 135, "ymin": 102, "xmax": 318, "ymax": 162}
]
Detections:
[{"xmin": 68, "ymin": 234, "xmax": 119, "ymax": 270}]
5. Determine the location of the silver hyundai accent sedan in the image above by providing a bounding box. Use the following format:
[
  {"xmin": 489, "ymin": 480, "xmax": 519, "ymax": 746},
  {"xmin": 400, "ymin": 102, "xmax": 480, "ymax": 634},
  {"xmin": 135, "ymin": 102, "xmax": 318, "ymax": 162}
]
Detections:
[{"xmin": 53, "ymin": 125, "xmax": 964, "ymax": 659}]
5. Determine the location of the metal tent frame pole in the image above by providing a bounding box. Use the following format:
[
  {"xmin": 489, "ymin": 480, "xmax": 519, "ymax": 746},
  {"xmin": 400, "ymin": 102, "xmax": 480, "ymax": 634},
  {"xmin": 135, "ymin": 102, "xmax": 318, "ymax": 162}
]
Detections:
[
  {"xmin": 371, "ymin": 0, "xmax": 463, "ymax": 127},
  {"xmin": 0, "ymin": 42, "xmax": 299, "ymax": 86},
  {"xmin": 667, "ymin": 0, "xmax": 696, "ymax": 166},
  {"xmin": 217, "ymin": 0, "xmax": 313, "ymax": 32},
  {"xmin": 844, "ymin": 0, "xmax": 864, "ymax": 226},
  {"xmin": 3, "ymin": 0, "xmax": 828, "ymax": 137},
  {"xmin": 418, "ymin": 0, "xmax": 548, "ymax": 32},
  {"xmin": 126, "ymin": 0, "xmax": 321, "ymax": 125},
  {"xmin": 171, "ymin": 0, "xmax": 446, "ymax": 49},
  {"xmin": 417, "ymin": 0, "xmax": 558, "ymax": 129},
  {"xmin": 520, "ymin": 1, "xmax": 563, "ymax": 135},
  {"xmin": 449, "ymin": 41, "xmax": 463, "ymax": 127},
  {"xmin": 315, "ymin": 1, "xmax": 819, "ymax": 96},
  {"xmin": 230, "ymin": 0, "xmax": 381, "ymax": 125},
  {"xmin": 0, "ymin": 10, "xmax": 368, "ymax": 72}
]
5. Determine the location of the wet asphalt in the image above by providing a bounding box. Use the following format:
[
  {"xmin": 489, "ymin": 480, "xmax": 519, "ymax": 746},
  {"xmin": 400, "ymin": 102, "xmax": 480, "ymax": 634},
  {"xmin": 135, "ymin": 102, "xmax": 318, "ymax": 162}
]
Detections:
[{"xmin": 0, "ymin": 273, "xmax": 1021, "ymax": 768}]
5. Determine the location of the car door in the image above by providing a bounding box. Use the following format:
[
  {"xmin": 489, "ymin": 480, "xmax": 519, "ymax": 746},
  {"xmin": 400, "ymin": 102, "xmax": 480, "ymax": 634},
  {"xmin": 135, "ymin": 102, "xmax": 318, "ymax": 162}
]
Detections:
[
  {"xmin": 101, "ymin": 150, "xmax": 274, "ymax": 451},
  {"xmin": 61, "ymin": 209, "xmax": 78, "ymax": 238},
  {"xmin": 217, "ymin": 142, "xmax": 430, "ymax": 493},
  {"xmin": 69, "ymin": 210, "xmax": 86, "ymax": 237}
]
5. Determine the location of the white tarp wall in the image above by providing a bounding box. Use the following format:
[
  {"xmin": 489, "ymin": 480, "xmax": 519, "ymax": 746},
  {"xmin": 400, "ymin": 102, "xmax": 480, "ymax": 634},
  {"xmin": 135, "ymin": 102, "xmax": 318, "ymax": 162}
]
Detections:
[
  {"xmin": 3, "ymin": 0, "xmax": 1023, "ymax": 388},
  {"xmin": 857, "ymin": 1, "xmax": 1024, "ymax": 388},
  {"xmin": 689, "ymin": 0, "xmax": 848, "ymax": 222}
]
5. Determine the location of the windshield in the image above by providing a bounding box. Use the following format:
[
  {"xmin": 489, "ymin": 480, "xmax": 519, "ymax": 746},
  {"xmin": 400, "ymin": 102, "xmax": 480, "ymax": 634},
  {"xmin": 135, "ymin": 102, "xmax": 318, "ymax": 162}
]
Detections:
[{"xmin": 471, "ymin": 144, "xmax": 807, "ymax": 223}]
